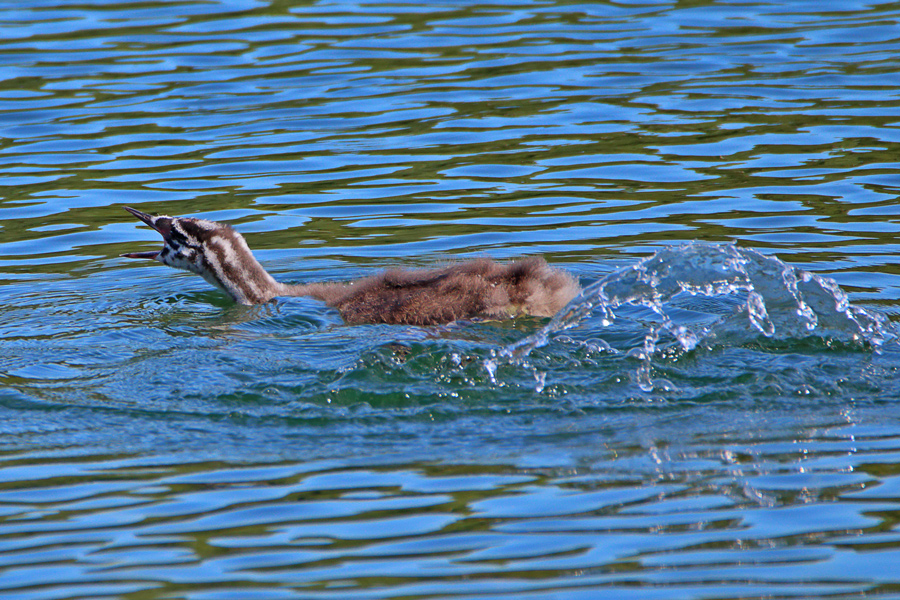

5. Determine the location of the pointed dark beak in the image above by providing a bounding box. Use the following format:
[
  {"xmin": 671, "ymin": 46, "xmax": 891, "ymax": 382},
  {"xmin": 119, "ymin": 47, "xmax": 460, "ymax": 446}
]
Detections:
[{"xmin": 121, "ymin": 206, "xmax": 164, "ymax": 259}]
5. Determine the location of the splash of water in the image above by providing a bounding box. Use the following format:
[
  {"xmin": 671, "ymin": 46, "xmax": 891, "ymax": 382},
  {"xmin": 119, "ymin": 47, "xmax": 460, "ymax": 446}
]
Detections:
[{"xmin": 500, "ymin": 243, "xmax": 894, "ymax": 391}]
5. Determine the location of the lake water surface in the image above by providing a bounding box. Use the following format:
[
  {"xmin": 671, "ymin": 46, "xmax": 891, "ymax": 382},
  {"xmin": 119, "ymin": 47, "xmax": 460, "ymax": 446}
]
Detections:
[{"xmin": 3, "ymin": 0, "xmax": 900, "ymax": 598}]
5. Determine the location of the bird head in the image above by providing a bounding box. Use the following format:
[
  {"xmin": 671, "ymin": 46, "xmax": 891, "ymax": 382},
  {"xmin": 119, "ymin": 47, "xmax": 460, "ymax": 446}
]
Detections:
[
  {"xmin": 120, "ymin": 206, "xmax": 216, "ymax": 276},
  {"xmin": 120, "ymin": 206, "xmax": 278, "ymax": 304}
]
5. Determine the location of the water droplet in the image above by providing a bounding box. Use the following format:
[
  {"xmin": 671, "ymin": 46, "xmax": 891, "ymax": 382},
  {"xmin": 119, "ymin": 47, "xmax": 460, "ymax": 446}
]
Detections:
[{"xmin": 498, "ymin": 242, "xmax": 894, "ymax": 391}]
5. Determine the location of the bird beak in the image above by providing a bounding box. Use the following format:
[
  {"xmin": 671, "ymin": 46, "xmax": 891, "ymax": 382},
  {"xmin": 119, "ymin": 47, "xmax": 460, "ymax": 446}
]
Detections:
[{"xmin": 121, "ymin": 206, "xmax": 171, "ymax": 259}]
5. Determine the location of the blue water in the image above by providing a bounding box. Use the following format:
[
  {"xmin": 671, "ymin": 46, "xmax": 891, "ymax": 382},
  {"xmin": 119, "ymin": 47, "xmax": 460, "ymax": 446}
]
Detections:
[{"xmin": 3, "ymin": 0, "xmax": 900, "ymax": 598}]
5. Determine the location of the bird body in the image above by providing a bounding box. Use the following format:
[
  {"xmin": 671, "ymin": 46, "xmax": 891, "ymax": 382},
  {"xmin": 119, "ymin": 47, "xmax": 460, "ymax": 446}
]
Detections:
[{"xmin": 121, "ymin": 207, "xmax": 581, "ymax": 325}]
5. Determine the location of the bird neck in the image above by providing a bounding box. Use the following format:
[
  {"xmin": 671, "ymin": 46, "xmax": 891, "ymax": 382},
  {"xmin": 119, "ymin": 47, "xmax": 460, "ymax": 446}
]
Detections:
[
  {"xmin": 195, "ymin": 230, "xmax": 344, "ymax": 305},
  {"xmin": 199, "ymin": 243, "xmax": 287, "ymax": 305}
]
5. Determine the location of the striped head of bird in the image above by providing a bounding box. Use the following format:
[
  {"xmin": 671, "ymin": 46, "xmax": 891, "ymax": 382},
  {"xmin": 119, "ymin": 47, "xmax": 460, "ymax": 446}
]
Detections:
[{"xmin": 120, "ymin": 206, "xmax": 280, "ymax": 304}]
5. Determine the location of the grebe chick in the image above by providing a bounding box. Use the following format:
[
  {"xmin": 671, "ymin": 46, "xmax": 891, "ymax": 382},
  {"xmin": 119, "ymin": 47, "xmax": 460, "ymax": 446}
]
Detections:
[{"xmin": 120, "ymin": 207, "xmax": 581, "ymax": 325}]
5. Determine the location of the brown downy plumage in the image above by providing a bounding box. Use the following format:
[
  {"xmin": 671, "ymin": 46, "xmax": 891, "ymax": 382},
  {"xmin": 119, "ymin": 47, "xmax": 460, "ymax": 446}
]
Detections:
[{"xmin": 121, "ymin": 207, "xmax": 581, "ymax": 325}]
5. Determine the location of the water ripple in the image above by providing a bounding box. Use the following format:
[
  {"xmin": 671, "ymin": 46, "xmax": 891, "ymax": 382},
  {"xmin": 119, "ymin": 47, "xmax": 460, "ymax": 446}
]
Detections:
[{"xmin": 3, "ymin": 0, "xmax": 900, "ymax": 598}]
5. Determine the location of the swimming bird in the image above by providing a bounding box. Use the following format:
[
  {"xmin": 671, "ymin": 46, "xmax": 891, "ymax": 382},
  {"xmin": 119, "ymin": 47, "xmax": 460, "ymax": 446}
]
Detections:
[{"xmin": 120, "ymin": 207, "xmax": 581, "ymax": 325}]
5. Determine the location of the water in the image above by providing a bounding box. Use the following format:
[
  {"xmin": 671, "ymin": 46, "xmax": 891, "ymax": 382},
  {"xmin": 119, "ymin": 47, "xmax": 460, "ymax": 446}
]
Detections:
[
  {"xmin": 502, "ymin": 242, "xmax": 894, "ymax": 392},
  {"xmin": 3, "ymin": 0, "xmax": 900, "ymax": 598}
]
